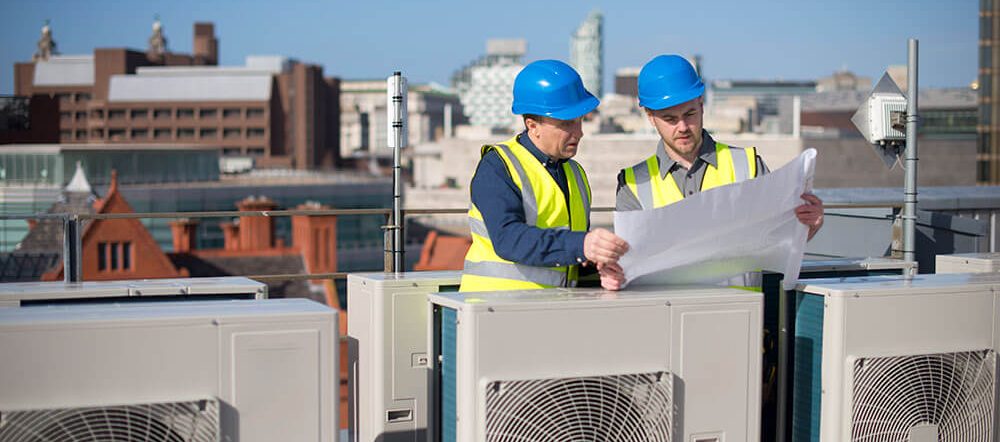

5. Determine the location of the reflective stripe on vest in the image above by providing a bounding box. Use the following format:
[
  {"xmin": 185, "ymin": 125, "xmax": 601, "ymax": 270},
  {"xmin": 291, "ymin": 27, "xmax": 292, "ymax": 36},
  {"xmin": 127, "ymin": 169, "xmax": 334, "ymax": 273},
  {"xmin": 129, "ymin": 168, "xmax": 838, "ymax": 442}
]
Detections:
[
  {"xmin": 624, "ymin": 142, "xmax": 757, "ymax": 209},
  {"xmin": 461, "ymin": 136, "xmax": 591, "ymax": 292}
]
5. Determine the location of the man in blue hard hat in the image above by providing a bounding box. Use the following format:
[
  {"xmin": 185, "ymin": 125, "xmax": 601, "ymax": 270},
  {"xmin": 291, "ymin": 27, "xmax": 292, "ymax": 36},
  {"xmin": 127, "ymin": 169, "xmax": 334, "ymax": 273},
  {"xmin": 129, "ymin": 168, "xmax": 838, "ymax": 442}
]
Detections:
[
  {"xmin": 460, "ymin": 60, "xmax": 629, "ymax": 292},
  {"xmin": 600, "ymin": 54, "xmax": 824, "ymax": 289}
]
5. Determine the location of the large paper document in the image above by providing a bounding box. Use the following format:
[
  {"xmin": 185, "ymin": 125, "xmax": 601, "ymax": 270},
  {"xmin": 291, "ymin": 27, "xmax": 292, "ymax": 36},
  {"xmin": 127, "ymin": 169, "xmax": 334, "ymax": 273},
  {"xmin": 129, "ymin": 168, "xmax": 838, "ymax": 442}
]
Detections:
[{"xmin": 614, "ymin": 148, "xmax": 816, "ymax": 290}]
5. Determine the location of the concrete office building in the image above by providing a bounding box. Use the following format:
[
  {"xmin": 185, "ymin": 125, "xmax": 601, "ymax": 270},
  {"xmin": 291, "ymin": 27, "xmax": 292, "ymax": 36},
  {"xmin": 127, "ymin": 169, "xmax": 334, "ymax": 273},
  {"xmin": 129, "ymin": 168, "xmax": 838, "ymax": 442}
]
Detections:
[
  {"xmin": 451, "ymin": 39, "xmax": 526, "ymax": 130},
  {"xmin": 12, "ymin": 20, "xmax": 341, "ymax": 170},
  {"xmin": 570, "ymin": 10, "xmax": 604, "ymax": 99}
]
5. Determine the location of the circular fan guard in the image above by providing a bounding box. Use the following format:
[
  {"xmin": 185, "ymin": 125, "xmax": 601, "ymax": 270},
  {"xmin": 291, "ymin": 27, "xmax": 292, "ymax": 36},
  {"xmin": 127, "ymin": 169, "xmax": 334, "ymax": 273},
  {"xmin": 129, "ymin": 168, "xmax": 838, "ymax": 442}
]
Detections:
[
  {"xmin": 851, "ymin": 350, "xmax": 995, "ymax": 442},
  {"xmin": 0, "ymin": 399, "xmax": 219, "ymax": 442},
  {"xmin": 485, "ymin": 372, "xmax": 673, "ymax": 442}
]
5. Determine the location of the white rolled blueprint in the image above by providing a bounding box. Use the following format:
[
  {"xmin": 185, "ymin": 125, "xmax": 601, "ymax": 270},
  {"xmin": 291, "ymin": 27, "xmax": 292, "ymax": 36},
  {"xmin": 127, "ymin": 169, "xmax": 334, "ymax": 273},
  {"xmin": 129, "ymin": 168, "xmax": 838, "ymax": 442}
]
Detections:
[{"xmin": 614, "ymin": 148, "xmax": 816, "ymax": 290}]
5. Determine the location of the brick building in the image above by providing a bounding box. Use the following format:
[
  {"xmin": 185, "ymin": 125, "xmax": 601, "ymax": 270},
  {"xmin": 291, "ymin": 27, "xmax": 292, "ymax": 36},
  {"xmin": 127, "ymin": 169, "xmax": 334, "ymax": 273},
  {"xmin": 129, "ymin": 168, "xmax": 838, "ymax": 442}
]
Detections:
[{"xmin": 12, "ymin": 20, "xmax": 341, "ymax": 170}]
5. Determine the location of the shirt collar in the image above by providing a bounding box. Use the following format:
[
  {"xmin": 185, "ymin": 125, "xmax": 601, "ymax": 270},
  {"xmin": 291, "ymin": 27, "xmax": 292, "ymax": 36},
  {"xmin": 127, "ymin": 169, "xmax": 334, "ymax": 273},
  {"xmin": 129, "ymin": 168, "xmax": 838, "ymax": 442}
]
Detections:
[
  {"xmin": 655, "ymin": 129, "xmax": 718, "ymax": 179},
  {"xmin": 517, "ymin": 131, "xmax": 567, "ymax": 167}
]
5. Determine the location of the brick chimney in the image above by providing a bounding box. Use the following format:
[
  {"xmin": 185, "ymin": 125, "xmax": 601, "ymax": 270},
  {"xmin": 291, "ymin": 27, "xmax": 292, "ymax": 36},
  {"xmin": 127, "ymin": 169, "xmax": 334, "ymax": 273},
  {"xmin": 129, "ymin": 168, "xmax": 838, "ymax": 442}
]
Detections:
[
  {"xmin": 170, "ymin": 218, "xmax": 198, "ymax": 253},
  {"xmin": 221, "ymin": 222, "xmax": 240, "ymax": 251},
  {"xmin": 193, "ymin": 22, "xmax": 218, "ymax": 65},
  {"xmin": 237, "ymin": 196, "xmax": 277, "ymax": 251},
  {"xmin": 292, "ymin": 201, "xmax": 337, "ymax": 274}
]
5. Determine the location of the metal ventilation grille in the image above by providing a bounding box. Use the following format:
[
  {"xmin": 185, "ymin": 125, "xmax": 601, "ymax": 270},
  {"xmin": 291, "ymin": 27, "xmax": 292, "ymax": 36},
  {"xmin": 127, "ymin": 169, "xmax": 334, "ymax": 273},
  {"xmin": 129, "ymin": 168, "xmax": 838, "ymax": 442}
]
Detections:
[
  {"xmin": 0, "ymin": 398, "xmax": 220, "ymax": 442},
  {"xmin": 851, "ymin": 350, "xmax": 996, "ymax": 441},
  {"xmin": 485, "ymin": 372, "xmax": 673, "ymax": 442}
]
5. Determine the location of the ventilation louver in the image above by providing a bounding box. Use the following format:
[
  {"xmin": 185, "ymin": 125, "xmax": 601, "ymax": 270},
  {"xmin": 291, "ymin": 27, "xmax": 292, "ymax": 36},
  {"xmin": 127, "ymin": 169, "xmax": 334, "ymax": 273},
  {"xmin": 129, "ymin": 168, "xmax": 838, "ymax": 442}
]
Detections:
[
  {"xmin": 851, "ymin": 350, "xmax": 996, "ymax": 441},
  {"xmin": 485, "ymin": 372, "xmax": 673, "ymax": 442},
  {"xmin": 0, "ymin": 399, "xmax": 220, "ymax": 442}
]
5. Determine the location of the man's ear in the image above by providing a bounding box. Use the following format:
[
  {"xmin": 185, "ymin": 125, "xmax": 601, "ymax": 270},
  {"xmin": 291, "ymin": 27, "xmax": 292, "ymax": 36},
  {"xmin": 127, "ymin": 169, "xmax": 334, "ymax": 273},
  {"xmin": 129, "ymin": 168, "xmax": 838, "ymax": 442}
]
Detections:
[{"xmin": 524, "ymin": 116, "xmax": 537, "ymax": 132}]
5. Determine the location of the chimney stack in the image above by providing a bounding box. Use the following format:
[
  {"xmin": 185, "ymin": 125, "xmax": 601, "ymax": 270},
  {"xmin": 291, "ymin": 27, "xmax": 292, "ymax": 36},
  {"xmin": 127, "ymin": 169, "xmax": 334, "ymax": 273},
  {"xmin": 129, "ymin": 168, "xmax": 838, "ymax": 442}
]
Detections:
[
  {"xmin": 236, "ymin": 196, "xmax": 277, "ymax": 251},
  {"xmin": 170, "ymin": 218, "xmax": 199, "ymax": 253},
  {"xmin": 193, "ymin": 22, "xmax": 218, "ymax": 66}
]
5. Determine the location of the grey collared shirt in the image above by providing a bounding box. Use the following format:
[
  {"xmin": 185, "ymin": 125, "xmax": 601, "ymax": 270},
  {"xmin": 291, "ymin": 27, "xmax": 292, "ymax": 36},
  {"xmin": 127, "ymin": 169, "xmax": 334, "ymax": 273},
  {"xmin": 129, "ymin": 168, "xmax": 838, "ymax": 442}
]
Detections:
[{"xmin": 616, "ymin": 130, "xmax": 770, "ymax": 211}]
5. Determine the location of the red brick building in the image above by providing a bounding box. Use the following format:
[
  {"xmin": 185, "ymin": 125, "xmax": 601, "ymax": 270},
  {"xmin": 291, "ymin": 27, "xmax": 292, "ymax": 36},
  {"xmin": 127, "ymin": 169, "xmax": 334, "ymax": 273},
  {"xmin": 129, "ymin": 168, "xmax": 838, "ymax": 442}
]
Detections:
[{"xmin": 12, "ymin": 20, "xmax": 341, "ymax": 169}]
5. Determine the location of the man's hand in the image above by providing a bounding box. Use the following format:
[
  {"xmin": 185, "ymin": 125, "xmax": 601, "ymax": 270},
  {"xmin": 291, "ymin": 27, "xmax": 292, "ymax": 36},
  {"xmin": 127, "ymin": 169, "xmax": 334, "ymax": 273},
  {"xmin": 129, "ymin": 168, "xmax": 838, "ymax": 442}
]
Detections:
[
  {"xmin": 584, "ymin": 228, "xmax": 629, "ymax": 265},
  {"xmin": 598, "ymin": 262, "xmax": 626, "ymax": 291},
  {"xmin": 796, "ymin": 193, "xmax": 824, "ymax": 241}
]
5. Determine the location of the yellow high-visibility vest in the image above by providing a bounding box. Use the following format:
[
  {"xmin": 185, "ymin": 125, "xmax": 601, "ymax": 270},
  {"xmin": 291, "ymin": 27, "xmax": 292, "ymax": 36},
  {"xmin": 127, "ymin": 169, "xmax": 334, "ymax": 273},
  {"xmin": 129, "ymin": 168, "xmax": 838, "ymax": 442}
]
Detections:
[
  {"xmin": 460, "ymin": 136, "xmax": 591, "ymax": 292},
  {"xmin": 623, "ymin": 142, "xmax": 757, "ymax": 209}
]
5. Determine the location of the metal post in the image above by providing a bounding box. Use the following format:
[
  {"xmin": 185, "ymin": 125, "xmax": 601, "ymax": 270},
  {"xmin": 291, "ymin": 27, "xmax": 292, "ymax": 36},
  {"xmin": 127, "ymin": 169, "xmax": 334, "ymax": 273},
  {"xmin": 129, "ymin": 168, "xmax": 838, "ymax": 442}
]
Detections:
[
  {"xmin": 388, "ymin": 72, "xmax": 407, "ymax": 273},
  {"xmin": 903, "ymin": 39, "xmax": 919, "ymax": 263},
  {"xmin": 63, "ymin": 215, "xmax": 82, "ymax": 283}
]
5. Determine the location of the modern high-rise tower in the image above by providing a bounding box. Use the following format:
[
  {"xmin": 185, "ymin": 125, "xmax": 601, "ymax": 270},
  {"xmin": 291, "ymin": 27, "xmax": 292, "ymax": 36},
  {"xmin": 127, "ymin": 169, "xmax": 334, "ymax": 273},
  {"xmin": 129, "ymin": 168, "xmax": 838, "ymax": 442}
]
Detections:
[
  {"xmin": 570, "ymin": 10, "xmax": 604, "ymax": 99},
  {"xmin": 980, "ymin": 1, "xmax": 999, "ymax": 184}
]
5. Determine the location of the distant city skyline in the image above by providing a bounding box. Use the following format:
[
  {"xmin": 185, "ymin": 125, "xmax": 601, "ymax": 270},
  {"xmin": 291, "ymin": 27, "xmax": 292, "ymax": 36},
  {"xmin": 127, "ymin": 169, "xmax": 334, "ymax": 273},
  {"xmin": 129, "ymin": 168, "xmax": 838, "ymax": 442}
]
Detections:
[{"xmin": 0, "ymin": 0, "xmax": 978, "ymax": 96}]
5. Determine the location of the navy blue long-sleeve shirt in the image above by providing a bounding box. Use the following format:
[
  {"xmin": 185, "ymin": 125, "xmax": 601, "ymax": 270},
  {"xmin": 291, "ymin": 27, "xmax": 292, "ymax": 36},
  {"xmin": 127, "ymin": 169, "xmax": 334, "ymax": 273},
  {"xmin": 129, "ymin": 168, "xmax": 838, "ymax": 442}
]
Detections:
[{"xmin": 469, "ymin": 132, "xmax": 588, "ymax": 267}]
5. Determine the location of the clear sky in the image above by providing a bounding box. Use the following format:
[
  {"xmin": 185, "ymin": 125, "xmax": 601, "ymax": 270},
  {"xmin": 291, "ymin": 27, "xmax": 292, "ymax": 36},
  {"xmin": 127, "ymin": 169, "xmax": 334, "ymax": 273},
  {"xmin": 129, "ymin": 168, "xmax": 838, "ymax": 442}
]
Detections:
[{"xmin": 0, "ymin": 0, "xmax": 978, "ymax": 95}]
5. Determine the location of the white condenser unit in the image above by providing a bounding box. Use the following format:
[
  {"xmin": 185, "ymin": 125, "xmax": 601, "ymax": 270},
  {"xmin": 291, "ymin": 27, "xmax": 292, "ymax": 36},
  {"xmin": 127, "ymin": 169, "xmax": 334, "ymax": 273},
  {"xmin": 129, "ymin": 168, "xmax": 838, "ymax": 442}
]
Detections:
[
  {"xmin": 0, "ymin": 276, "xmax": 267, "ymax": 308},
  {"xmin": 936, "ymin": 252, "xmax": 1000, "ymax": 273},
  {"xmin": 793, "ymin": 273, "xmax": 1000, "ymax": 441},
  {"xmin": 429, "ymin": 286, "xmax": 763, "ymax": 442},
  {"xmin": 347, "ymin": 271, "xmax": 461, "ymax": 442},
  {"xmin": 0, "ymin": 298, "xmax": 338, "ymax": 442}
]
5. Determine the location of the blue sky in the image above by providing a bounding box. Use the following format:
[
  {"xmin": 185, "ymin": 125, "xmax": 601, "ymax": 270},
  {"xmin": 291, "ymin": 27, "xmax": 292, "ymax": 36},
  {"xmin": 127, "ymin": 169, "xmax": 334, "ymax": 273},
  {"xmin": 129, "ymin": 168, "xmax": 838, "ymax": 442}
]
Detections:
[{"xmin": 0, "ymin": 0, "xmax": 978, "ymax": 95}]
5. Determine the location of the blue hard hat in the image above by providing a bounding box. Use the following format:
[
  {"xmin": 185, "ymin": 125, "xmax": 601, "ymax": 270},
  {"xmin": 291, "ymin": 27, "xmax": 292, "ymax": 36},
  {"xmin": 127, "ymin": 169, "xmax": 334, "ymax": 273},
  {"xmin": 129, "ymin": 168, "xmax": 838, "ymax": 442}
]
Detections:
[
  {"xmin": 512, "ymin": 60, "xmax": 599, "ymax": 120},
  {"xmin": 638, "ymin": 54, "xmax": 705, "ymax": 110}
]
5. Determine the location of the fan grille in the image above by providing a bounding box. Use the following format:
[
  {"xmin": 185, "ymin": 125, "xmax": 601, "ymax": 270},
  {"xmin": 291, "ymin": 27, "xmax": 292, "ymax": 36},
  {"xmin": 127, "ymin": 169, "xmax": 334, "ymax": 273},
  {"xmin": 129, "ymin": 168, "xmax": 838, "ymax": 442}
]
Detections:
[
  {"xmin": 485, "ymin": 372, "xmax": 673, "ymax": 442},
  {"xmin": 851, "ymin": 350, "xmax": 996, "ymax": 442},
  {"xmin": 0, "ymin": 398, "xmax": 220, "ymax": 442}
]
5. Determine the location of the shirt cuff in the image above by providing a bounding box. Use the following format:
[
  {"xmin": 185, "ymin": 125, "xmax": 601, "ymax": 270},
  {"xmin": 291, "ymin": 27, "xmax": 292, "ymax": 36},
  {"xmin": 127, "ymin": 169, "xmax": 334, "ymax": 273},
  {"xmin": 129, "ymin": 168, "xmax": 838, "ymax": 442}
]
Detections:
[{"xmin": 566, "ymin": 230, "xmax": 588, "ymax": 264}]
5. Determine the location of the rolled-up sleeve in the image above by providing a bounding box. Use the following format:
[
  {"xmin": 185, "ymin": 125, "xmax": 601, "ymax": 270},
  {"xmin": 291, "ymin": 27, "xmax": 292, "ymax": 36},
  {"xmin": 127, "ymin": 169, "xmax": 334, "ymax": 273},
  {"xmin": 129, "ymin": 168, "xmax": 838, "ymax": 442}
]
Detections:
[{"xmin": 471, "ymin": 151, "xmax": 588, "ymax": 267}]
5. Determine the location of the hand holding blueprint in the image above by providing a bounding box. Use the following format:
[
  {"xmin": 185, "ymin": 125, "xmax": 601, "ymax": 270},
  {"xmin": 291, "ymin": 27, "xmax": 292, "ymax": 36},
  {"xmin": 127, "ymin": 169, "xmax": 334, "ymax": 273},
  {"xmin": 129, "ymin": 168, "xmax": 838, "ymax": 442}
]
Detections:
[{"xmin": 614, "ymin": 148, "xmax": 816, "ymax": 290}]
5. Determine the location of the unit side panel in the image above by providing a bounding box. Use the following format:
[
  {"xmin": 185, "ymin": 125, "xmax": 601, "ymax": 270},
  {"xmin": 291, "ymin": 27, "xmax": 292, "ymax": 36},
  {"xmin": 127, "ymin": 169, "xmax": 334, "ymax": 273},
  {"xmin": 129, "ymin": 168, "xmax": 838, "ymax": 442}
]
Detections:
[
  {"xmin": 671, "ymin": 301, "xmax": 761, "ymax": 442},
  {"xmin": 220, "ymin": 318, "xmax": 337, "ymax": 442}
]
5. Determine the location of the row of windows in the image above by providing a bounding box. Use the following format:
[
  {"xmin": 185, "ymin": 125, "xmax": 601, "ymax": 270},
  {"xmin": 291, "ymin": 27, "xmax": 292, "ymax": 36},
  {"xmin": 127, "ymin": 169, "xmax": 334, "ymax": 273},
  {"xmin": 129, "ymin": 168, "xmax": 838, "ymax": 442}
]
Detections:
[
  {"xmin": 97, "ymin": 241, "xmax": 131, "ymax": 272},
  {"xmin": 60, "ymin": 127, "xmax": 266, "ymax": 140},
  {"xmin": 223, "ymin": 147, "xmax": 267, "ymax": 156},
  {"xmin": 92, "ymin": 107, "xmax": 267, "ymax": 121},
  {"xmin": 54, "ymin": 93, "xmax": 92, "ymax": 103}
]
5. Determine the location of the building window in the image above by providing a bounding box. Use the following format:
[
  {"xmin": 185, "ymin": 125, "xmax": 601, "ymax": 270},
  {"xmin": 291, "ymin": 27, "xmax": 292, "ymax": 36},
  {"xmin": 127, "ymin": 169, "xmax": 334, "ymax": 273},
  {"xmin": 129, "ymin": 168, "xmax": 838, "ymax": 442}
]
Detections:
[
  {"xmin": 108, "ymin": 109, "xmax": 126, "ymax": 120},
  {"xmin": 223, "ymin": 128, "xmax": 242, "ymax": 139},
  {"xmin": 247, "ymin": 128, "xmax": 266, "ymax": 138},
  {"xmin": 132, "ymin": 128, "xmax": 149, "ymax": 139},
  {"xmin": 246, "ymin": 108, "xmax": 265, "ymax": 118},
  {"xmin": 199, "ymin": 108, "xmax": 218, "ymax": 119},
  {"xmin": 154, "ymin": 128, "xmax": 172, "ymax": 139},
  {"xmin": 92, "ymin": 128, "xmax": 104, "ymax": 139},
  {"xmin": 978, "ymin": 160, "xmax": 991, "ymax": 183},
  {"xmin": 223, "ymin": 108, "xmax": 241, "ymax": 119},
  {"xmin": 110, "ymin": 242, "xmax": 119, "ymax": 270},
  {"xmin": 75, "ymin": 111, "xmax": 87, "ymax": 121},
  {"xmin": 199, "ymin": 128, "xmax": 218, "ymax": 139},
  {"xmin": 75, "ymin": 130, "xmax": 86, "ymax": 140},
  {"xmin": 247, "ymin": 147, "xmax": 266, "ymax": 156},
  {"xmin": 122, "ymin": 242, "xmax": 132, "ymax": 270},
  {"xmin": 222, "ymin": 147, "xmax": 241, "ymax": 156},
  {"xmin": 177, "ymin": 108, "xmax": 195, "ymax": 119},
  {"xmin": 60, "ymin": 112, "xmax": 72, "ymax": 122},
  {"xmin": 130, "ymin": 109, "xmax": 148, "ymax": 119},
  {"xmin": 153, "ymin": 108, "xmax": 172, "ymax": 120},
  {"xmin": 56, "ymin": 93, "xmax": 72, "ymax": 103},
  {"xmin": 60, "ymin": 130, "xmax": 71, "ymax": 139},
  {"xmin": 91, "ymin": 109, "xmax": 104, "ymax": 119},
  {"xmin": 98, "ymin": 242, "xmax": 107, "ymax": 270},
  {"xmin": 177, "ymin": 128, "xmax": 195, "ymax": 139},
  {"xmin": 76, "ymin": 93, "xmax": 91, "ymax": 102},
  {"xmin": 108, "ymin": 129, "xmax": 126, "ymax": 140}
]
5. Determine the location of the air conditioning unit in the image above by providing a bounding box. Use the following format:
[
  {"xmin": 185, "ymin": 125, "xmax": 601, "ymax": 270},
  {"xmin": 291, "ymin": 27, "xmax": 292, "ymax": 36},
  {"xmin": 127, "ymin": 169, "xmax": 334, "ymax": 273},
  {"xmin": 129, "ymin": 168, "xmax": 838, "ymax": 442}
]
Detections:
[
  {"xmin": 428, "ymin": 286, "xmax": 763, "ymax": 442},
  {"xmin": 0, "ymin": 276, "xmax": 267, "ymax": 308},
  {"xmin": 936, "ymin": 252, "xmax": 1000, "ymax": 273},
  {"xmin": 792, "ymin": 273, "xmax": 1000, "ymax": 441},
  {"xmin": 0, "ymin": 298, "xmax": 338, "ymax": 442},
  {"xmin": 347, "ymin": 270, "xmax": 461, "ymax": 442},
  {"xmin": 759, "ymin": 257, "xmax": 915, "ymax": 441}
]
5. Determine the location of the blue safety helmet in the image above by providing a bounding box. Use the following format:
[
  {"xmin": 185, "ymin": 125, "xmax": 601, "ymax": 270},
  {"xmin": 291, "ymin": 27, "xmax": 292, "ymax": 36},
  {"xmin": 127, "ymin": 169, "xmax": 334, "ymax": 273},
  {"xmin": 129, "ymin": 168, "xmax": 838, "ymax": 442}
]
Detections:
[
  {"xmin": 511, "ymin": 60, "xmax": 599, "ymax": 120},
  {"xmin": 637, "ymin": 54, "xmax": 705, "ymax": 110}
]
